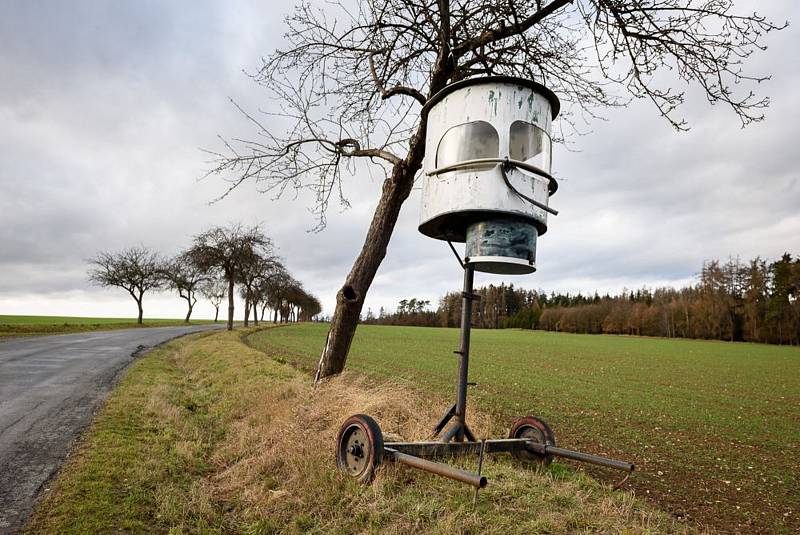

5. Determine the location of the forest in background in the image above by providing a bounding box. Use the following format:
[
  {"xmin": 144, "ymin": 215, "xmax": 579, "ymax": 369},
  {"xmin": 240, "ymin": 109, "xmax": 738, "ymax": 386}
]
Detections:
[{"xmin": 363, "ymin": 254, "xmax": 800, "ymax": 345}]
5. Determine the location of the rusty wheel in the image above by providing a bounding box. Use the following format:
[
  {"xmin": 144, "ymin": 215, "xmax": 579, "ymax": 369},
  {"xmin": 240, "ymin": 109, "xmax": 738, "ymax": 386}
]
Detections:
[
  {"xmin": 336, "ymin": 414, "xmax": 384, "ymax": 483},
  {"xmin": 509, "ymin": 415, "xmax": 556, "ymax": 465}
]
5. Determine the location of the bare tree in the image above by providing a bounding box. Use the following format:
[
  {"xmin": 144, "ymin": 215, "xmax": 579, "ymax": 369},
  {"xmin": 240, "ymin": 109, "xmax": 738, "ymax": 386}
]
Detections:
[
  {"xmin": 238, "ymin": 252, "xmax": 281, "ymax": 327},
  {"xmin": 296, "ymin": 289, "xmax": 323, "ymax": 321},
  {"xmin": 207, "ymin": 0, "xmax": 785, "ymax": 381},
  {"xmin": 200, "ymin": 271, "xmax": 227, "ymax": 323},
  {"xmin": 257, "ymin": 262, "xmax": 290, "ymax": 322},
  {"xmin": 261, "ymin": 268, "xmax": 304, "ymax": 323},
  {"xmin": 186, "ymin": 224, "xmax": 274, "ymax": 330},
  {"xmin": 88, "ymin": 246, "xmax": 164, "ymax": 324},
  {"xmin": 246, "ymin": 257, "xmax": 287, "ymax": 324},
  {"xmin": 267, "ymin": 276, "xmax": 321, "ymax": 323},
  {"xmin": 162, "ymin": 252, "xmax": 207, "ymax": 323}
]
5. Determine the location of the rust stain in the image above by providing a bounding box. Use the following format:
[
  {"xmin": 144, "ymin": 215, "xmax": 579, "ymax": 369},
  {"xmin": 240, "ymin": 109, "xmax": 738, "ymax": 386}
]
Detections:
[{"xmin": 487, "ymin": 89, "xmax": 499, "ymax": 115}]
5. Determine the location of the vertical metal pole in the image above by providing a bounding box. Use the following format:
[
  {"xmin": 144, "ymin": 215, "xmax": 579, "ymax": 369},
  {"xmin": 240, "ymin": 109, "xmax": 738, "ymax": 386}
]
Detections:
[
  {"xmin": 474, "ymin": 438, "xmax": 487, "ymax": 504},
  {"xmin": 455, "ymin": 265, "xmax": 474, "ymax": 441}
]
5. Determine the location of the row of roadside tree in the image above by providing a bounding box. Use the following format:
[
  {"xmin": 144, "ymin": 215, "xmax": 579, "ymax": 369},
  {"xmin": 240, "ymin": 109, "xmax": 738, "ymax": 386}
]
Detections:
[{"xmin": 87, "ymin": 223, "xmax": 321, "ymax": 329}]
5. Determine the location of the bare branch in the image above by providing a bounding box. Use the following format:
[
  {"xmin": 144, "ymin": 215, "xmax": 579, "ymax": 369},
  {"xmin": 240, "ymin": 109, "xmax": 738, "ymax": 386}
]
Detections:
[
  {"xmin": 452, "ymin": 0, "xmax": 575, "ymax": 56},
  {"xmin": 205, "ymin": 0, "xmax": 785, "ymax": 221},
  {"xmin": 369, "ymin": 51, "xmax": 427, "ymax": 105}
]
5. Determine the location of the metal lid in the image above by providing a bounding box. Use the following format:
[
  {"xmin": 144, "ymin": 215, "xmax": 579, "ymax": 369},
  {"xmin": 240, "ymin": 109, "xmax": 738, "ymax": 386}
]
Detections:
[{"xmin": 423, "ymin": 75, "xmax": 561, "ymax": 119}]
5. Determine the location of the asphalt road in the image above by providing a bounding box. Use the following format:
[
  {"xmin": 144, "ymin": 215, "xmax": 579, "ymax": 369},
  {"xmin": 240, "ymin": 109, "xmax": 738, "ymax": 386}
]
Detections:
[{"xmin": 0, "ymin": 324, "xmax": 221, "ymax": 533}]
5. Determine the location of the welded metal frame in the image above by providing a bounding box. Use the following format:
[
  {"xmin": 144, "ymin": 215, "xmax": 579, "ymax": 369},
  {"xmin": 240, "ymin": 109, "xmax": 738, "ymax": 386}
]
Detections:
[{"xmin": 375, "ymin": 261, "xmax": 635, "ymax": 490}]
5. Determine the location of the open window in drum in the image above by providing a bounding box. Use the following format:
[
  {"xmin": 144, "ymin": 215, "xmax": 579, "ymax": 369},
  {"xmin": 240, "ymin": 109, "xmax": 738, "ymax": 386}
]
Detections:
[
  {"xmin": 436, "ymin": 121, "xmax": 499, "ymax": 174},
  {"xmin": 509, "ymin": 120, "xmax": 552, "ymax": 175}
]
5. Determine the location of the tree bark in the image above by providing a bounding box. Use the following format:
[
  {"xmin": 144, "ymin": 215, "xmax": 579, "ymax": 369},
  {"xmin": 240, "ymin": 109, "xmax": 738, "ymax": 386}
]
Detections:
[
  {"xmin": 214, "ymin": 305, "xmax": 219, "ymax": 323},
  {"xmin": 227, "ymin": 275, "xmax": 235, "ymax": 331},
  {"xmin": 310, "ymin": 20, "xmax": 458, "ymax": 383},
  {"xmin": 136, "ymin": 298, "xmax": 143, "ymax": 324},
  {"xmin": 314, "ymin": 124, "xmax": 428, "ymax": 382}
]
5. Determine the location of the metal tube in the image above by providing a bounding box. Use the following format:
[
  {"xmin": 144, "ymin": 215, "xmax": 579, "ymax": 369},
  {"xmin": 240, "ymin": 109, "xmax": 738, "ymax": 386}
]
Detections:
[
  {"xmin": 474, "ymin": 439, "xmax": 487, "ymax": 504},
  {"xmin": 454, "ymin": 265, "xmax": 475, "ymax": 441},
  {"xmin": 385, "ymin": 448, "xmax": 487, "ymax": 488},
  {"xmin": 424, "ymin": 157, "xmax": 559, "ymax": 195},
  {"xmin": 527, "ymin": 443, "xmax": 635, "ymax": 472},
  {"xmin": 548, "ymin": 446, "xmax": 635, "ymax": 472},
  {"xmin": 439, "ymin": 423, "xmax": 460, "ymax": 444},
  {"xmin": 430, "ymin": 403, "xmax": 456, "ymax": 438}
]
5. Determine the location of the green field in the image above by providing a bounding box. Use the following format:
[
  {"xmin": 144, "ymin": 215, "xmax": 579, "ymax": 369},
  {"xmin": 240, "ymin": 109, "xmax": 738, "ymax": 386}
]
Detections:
[
  {"xmin": 0, "ymin": 315, "xmax": 216, "ymax": 338},
  {"xmin": 248, "ymin": 324, "xmax": 800, "ymax": 534}
]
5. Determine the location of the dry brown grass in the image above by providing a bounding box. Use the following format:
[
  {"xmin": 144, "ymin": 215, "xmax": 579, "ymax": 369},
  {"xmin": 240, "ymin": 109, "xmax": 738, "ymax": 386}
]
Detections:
[{"xmin": 28, "ymin": 328, "xmax": 700, "ymax": 534}]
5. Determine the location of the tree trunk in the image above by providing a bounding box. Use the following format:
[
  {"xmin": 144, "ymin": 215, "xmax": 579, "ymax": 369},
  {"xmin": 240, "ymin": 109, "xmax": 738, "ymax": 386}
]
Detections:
[
  {"xmin": 214, "ymin": 305, "xmax": 219, "ymax": 323},
  {"xmin": 184, "ymin": 301, "xmax": 193, "ymax": 323},
  {"xmin": 136, "ymin": 298, "xmax": 143, "ymax": 325},
  {"xmin": 314, "ymin": 118, "xmax": 429, "ymax": 382},
  {"xmin": 227, "ymin": 275, "xmax": 235, "ymax": 331},
  {"xmin": 244, "ymin": 298, "xmax": 250, "ymax": 328}
]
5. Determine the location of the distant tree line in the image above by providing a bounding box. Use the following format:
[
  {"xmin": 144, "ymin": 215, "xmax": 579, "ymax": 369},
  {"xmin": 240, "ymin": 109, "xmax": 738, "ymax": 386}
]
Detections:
[
  {"xmin": 87, "ymin": 223, "xmax": 321, "ymax": 328},
  {"xmin": 369, "ymin": 254, "xmax": 800, "ymax": 345},
  {"xmin": 362, "ymin": 298, "xmax": 439, "ymax": 327}
]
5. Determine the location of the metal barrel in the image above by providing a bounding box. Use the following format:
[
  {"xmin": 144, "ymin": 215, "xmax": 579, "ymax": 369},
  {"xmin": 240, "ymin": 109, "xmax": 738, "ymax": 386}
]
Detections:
[
  {"xmin": 385, "ymin": 448, "xmax": 488, "ymax": 488},
  {"xmin": 527, "ymin": 443, "xmax": 635, "ymax": 472}
]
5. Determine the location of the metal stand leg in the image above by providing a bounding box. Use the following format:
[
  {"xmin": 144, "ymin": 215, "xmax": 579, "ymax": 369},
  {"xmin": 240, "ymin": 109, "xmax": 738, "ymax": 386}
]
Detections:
[{"xmin": 441, "ymin": 264, "xmax": 478, "ymax": 443}]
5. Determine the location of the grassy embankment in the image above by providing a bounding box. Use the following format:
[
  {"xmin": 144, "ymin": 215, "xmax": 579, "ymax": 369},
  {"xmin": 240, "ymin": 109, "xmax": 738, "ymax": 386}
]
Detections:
[
  {"xmin": 247, "ymin": 324, "xmax": 800, "ymax": 534},
  {"xmin": 0, "ymin": 315, "xmax": 216, "ymax": 338},
  {"xmin": 28, "ymin": 327, "xmax": 686, "ymax": 534}
]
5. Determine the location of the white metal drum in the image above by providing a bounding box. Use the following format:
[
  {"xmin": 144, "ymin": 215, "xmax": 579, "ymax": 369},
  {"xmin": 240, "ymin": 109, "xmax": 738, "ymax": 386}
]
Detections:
[{"xmin": 419, "ymin": 76, "xmax": 560, "ymax": 274}]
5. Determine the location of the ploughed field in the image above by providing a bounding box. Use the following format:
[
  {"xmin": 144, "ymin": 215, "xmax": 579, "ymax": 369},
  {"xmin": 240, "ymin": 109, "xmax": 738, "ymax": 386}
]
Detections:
[{"xmin": 248, "ymin": 324, "xmax": 800, "ymax": 534}]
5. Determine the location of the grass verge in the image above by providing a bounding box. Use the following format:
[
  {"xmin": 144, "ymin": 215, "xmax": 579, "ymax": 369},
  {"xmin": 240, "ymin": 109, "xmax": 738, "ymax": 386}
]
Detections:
[{"xmin": 27, "ymin": 327, "xmax": 688, "ymax": 534}]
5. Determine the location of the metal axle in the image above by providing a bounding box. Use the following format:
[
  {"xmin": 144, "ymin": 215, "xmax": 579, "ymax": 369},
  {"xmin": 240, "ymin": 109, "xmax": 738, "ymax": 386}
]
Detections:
[
  {"xmin": 526, "ymin": 443, "xmax": 635, "ymax": 472},
  {"xmin": 384, "ymin": 447, "xmax": 487, "ymax": 488}
]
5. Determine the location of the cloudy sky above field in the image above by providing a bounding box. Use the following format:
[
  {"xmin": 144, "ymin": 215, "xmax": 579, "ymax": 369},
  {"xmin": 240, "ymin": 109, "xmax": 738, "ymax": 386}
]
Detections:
[{"xmin": 0, "ymin": 0, "xmax": 798, "ymax": 319}]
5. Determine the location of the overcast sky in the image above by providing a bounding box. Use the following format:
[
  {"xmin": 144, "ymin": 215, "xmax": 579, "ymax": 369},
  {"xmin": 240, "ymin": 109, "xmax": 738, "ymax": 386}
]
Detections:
[{"xmin": 1, "ymin": 1, "xmax": 798, "ymax": 320}]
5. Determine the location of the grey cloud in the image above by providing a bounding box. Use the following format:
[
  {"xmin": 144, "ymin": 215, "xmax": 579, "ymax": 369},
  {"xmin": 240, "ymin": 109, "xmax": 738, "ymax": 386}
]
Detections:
[{"xmin": 1, "ymin": 0, "xmax": 798, "ymax": 318}]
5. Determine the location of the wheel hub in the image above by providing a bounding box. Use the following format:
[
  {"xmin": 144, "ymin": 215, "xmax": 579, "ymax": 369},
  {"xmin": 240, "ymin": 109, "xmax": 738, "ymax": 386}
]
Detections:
[
  {"xmin": 348, "ymin": 443, "xmax": 364, "ymax": 457},
  {"xmin": 344, "ymin": 427, "xmax": 369, "ymax": 474}
]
